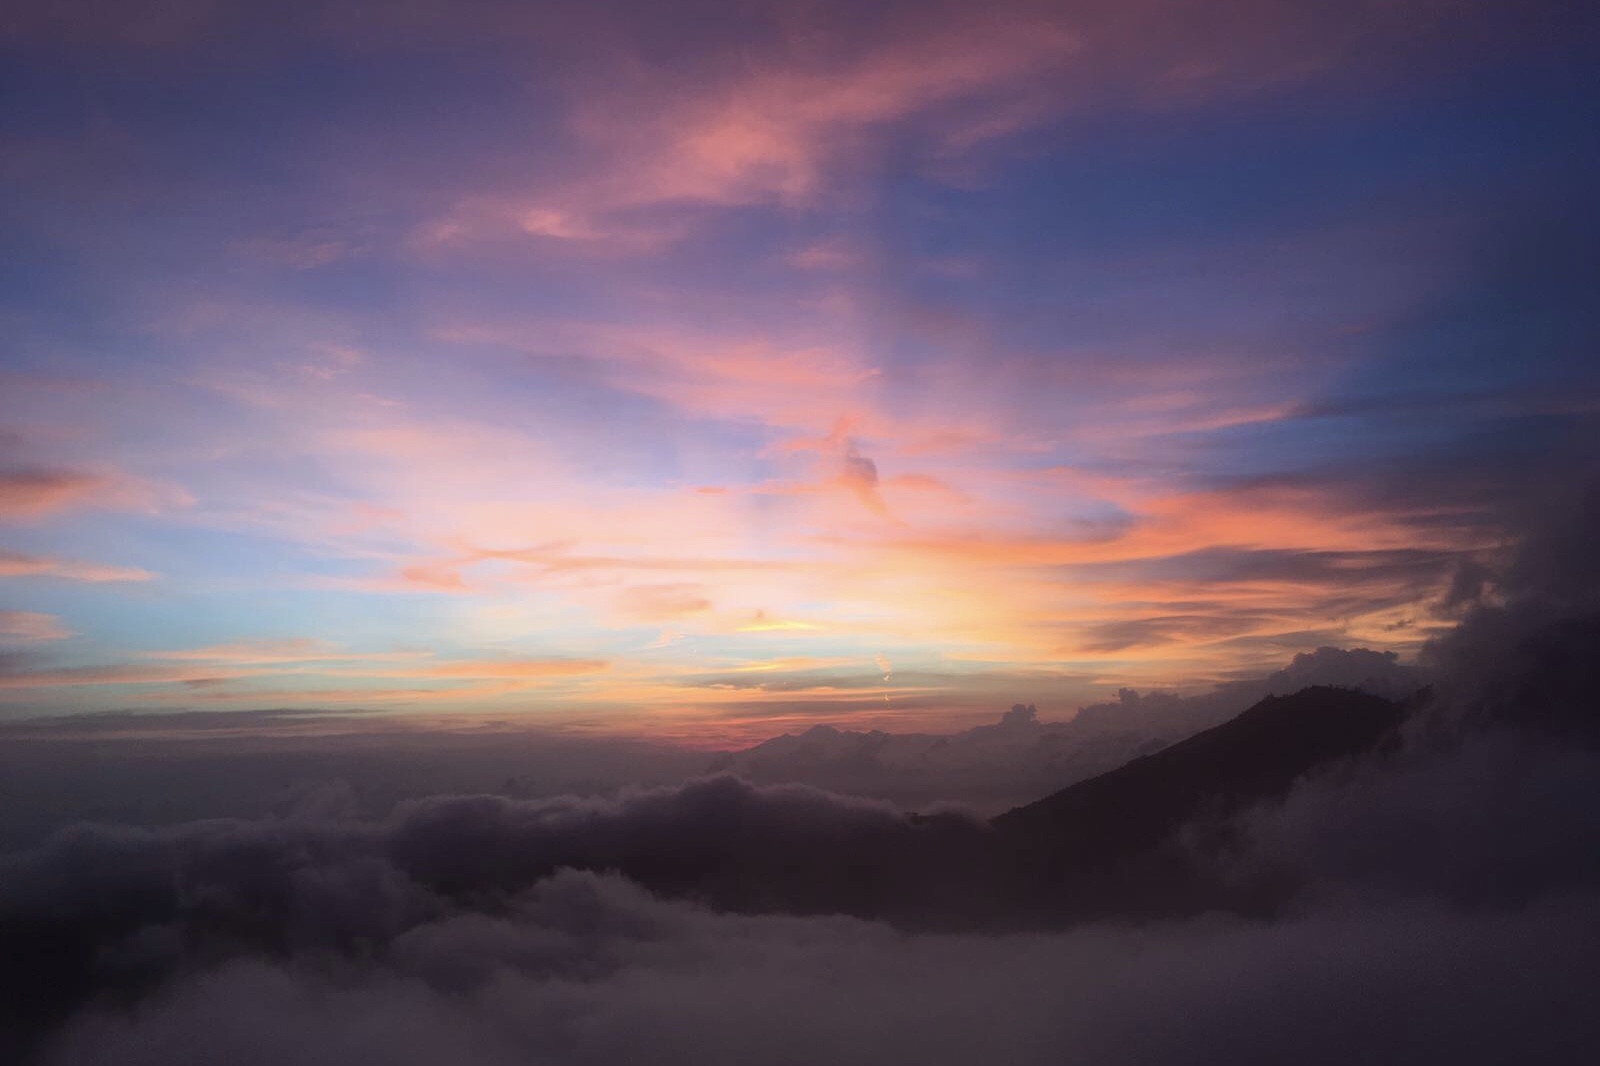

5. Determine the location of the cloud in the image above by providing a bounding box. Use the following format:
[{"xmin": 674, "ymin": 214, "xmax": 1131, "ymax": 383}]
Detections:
[
  {"xmin": 413, "ymin": 0, "xmax": 1508, "ymax": 251},
  {"xmin": 1259, "ymin": 646, "xmax": 1421, "ymax": 700},
  {"xmin": 0, "ymin": 468, "xmax": 187, "ymax": 523},
  {"xmin": 423, "ymin": 12, "xmax": 1079, "ymax": 247},
  {"xmin": 228, "ymin": 230, "xmax": 355, "ymax": 270},
  {"xmin": 9, "ymin": 867, "xmax": 1591, "ymax": 1066},
  {"xmin": 6, "ymin": 526, "xmax": 1600, "ymax": 1063},
  {"xmin": 3, "ymin": 0, "xmax": 1590, "ymax": 730},
  {"xmin": 0, "ymin": 647, "xmax": 607, "ymax": 706},
  {"xmin": 1187, "ymin": 483, "xmax": 1600, "ymax": 919},
  {"xmin": 0, "ymin": 612, "xmax": 71, "ymax": 643},
  {"xmin": 0, "ymin": 470, "xmax": 112, "ymax": 521},
  {"xmin": 0, "ymin": 774, "xmax": 991, "ymax": 1058},
  {"xmin": 0, "ymin": 549, "xmax": 155, "ymax": 583},
  {"xmin": 142, "ymin": 639, "xmax": 414, "ymax": 664},
  {"xmin": 396, "ymin": 658, "xmax": 609, "ymax": 680},
  {"xmin": 614, "ymin": 584, "xmax": 714, "ymax": 623},
  {"xmin": 838, "ymin": 441, "xmax": 887, "ymax": 516},
  {"xmin": 1078, "ymin": 613, "xmax": 1264, "ymax": 652},
  {"xmin": 10, "ymin": 792, "xmax": 1600, "ymax": 1066},
  {"xmin": 1405, "ymin": 477, "xmax": 1600, "ymax": 742},
  {"xmin": 1229, "ymin": 732, "xmax": 1600, "ymax": 911},
  {"xmin": 0, "ymin": 663, "xmax": 247, "ymax": 692}
]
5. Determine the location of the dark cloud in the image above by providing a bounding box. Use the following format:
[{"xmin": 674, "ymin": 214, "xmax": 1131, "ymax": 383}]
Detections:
[
  {"xmin": 1413, "ymin": 478, "xmax": 1600, "ymax": 743},
  {"xmin": 6, "ymin": 630, "xmax": 1597, "ymax": 1063},
  {"xmin": 1177, "ymin": 479, "xmax": 1600, "ymax": 928},
  {"xmin": 1259, "ymin": 646, "xmax": 1420, "ymax": 700},
  {"xmin": 1079, "ymin": 612, "xmax": 1266, "ymax": 652},
  {"xmin": 1438, "ymin": 556, "xmax": 1497, "ymax": 614},
  {"xmin": 841, "ymin": 443, "xmax": 879, "ymax": 489},
  {"xmin": 25, "ymin": 871, "xmax": 1600, "ymax": 1066},
  {"xmin": 1079, "ymin": 545, "xmax": 1461, "ymax": 591},
  {"xmin": 1229, "ymin": 732, "xmax": 1600, "ymax": 908},
  {"xmin": 0, "ymin": 775, "xmax": 1003, "ymax": 1058}
]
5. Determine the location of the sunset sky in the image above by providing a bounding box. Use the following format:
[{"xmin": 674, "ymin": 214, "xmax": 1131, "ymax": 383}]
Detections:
[{"xmin": 2, "ymin": 0, "xmax": 1596, "ymax": 739}]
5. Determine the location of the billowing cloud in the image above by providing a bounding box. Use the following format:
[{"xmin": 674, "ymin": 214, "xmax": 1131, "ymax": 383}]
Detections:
[{"xmin": 22, "ymin": 871, "xmax": 1599, "ymax": 1066}]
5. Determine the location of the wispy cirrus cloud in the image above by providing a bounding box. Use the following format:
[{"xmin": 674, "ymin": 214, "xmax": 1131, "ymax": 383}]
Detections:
[
  {"xmin": 0, "ymin": 549, "xmax": 155, "ymax": 583},
  {"xmin": 0, "ymin": 610, "xmax": 72, "ymax": 643},
  {"xmin": 0, "ymin": 649, "xmax": 610, "ymax": 713},
  {"xmin": 421, "ymin": 16, "xmax": 1079, "ymax": 247},
  {"xmin": 0, "ymin": 467, "xmax": 189, "ymax": 522},
  {"xmin": 0, "ymin": 0, "xmax": 1590, "ymax": 726},
  {"xmin": 143, "ymin": 639, "xmax": 424, "ymax": 664}
]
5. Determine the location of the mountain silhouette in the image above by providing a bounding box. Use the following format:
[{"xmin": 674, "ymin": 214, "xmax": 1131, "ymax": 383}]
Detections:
[{"xmin": 990, "ymin": 685, "xmax": 1409, "ymax": 918}]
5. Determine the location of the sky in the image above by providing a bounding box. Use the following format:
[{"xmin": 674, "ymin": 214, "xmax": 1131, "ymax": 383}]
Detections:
[{"xmin": 2, "ymin": 0, "xmax": 1597, "ymax": 740}]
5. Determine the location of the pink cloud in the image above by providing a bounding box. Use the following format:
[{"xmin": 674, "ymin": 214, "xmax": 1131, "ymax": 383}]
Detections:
[
  {"xmin": 0, "ymin": 549, "xmax": 155, "ymax": 583},
  {"xmin": 0, "ymin": 467, "xmax": 190, "ymax": 522},
  {"xmin": 0, "ymin": 469, "xmax": 113, "ymax": 520},
  {"xmin": 421, "ymin": 14, "xmax": 1078, "ymax": 247},
  {"xmin": 0, "ymin": 610, "xmax": 72, "ymax": 642}
]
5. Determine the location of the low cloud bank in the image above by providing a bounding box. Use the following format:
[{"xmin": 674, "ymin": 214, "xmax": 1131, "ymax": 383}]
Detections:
[
  {"xmin": 0, "ymin": 776, "xmax": 1000, "ymax": 1059},
  {"xmin": 36, "ymin": 872, "xmax": 1600, "ymax": 1066},
  {"xmin": 0, "ymin": 643, "xmax": 1425, "ymax": 848},
  {"xmin": 6, "ymin": 489, "xmax": 1600, "ymax": 1063},
  {"xmin": 715, "ymin": 644, "xmax": 1424, "ymax": 811}
]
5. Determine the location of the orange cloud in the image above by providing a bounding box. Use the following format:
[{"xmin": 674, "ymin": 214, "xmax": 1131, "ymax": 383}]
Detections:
[
  {"xmin": 736, "ymin": 611, "xmax": 822, "ymax": 633},
  {"xmin": 615, "ymin": 583, "xmax": 714, "ymax": 622},
  {"xmin": 146, "ymin": 639, "xmax": 427, "ymax": 664},
  {"xmin": 0, "ymin": 664, "xmax": 251, "ymax": 691},
  {"xmin": 0, "ymin": 655, "xmax": 608, "ymax": 708},
  {"xmin": 392, "ymin": 658, "xmax": 609, "ymax": 680}
]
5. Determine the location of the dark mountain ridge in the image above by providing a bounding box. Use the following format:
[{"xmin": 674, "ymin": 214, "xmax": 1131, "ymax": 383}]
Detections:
[
  {"xmin": 995, "ymin": 685, "xmax": 1407, "ymax": 841},
  {"xmin": 989, "ymin": 685, "xmax": 1412, "ymax": 919}
]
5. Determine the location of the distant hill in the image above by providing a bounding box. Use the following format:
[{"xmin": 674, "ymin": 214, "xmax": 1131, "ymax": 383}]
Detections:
[
  {"xmin": 707, "ymin": 709, "xmax": 1172, "ymax": 814},
  {"xmin": 709, "ymin": 648, "xmax": 1423, "ymax": 813}
]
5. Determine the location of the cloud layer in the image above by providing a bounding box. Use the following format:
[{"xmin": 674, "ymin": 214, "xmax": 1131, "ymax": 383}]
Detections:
[{"xmin": 11, "ymin": 491, "xmax": 1600, "ymax": 1061}]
